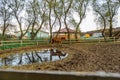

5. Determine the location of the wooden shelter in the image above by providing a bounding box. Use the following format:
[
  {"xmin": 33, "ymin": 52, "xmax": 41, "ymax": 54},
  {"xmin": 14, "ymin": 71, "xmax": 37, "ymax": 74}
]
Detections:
[{"xmin": 53, "ymin": 28, "xmax": 80, "ymax": 40}]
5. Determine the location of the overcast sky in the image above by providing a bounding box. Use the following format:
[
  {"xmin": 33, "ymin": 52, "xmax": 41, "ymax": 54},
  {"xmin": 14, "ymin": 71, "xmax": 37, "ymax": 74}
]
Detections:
[
  {"xmin": 79, "ymin": 6, "xmax": 120, "ymax": 32},
  {"xmin": 80, "ymin": 7, "xmax": 97, "ymax": 32}
]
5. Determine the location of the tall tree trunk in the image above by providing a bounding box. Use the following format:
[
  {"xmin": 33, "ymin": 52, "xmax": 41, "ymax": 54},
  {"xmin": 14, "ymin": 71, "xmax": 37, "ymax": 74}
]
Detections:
[
  {"xmin": 75, "ymin": 22, "xmax": 81, "ymax": 41},
  {"xmin": 2, "ymin": 29, "xmax": 5, "ymax": 40},
  {"xmin": 55, "ymin": 18, "xmax": 62, "ymax": 39},
  {"xmin": 2, "ymin": 22, "xmax": 7, "ymax": 40},
  {"xmin": 107, "ymin": 1, "xmax": 113, "ymax": 37},
  {"xmin": 49, "ymin": 7, "xmax": 53, "ymax": 43},
  {"xmin": 64, "ymin": 15, "xmax": 70, "ymax": 42},
  {"xmin": 101, "ymin": 17, "xmax": 107, "ymax": 42},
  {"xmin": 95, "ymin": 10, "xmax": 107, "ymax": 41},
  {"xmin": 31, "ymin": 17, "xmax": 36, "ymax": 40},
  {"xmin": 64, "ymin": 21, "xmax": 70, "ymax": 41},
  {"xmin": 63, "ymin": 0, "xmax": 73, "ymax": 43},
  {"xmin": 109, "ymin": 20, "xmax": 113, "ymax": 37},
  {"xmin": 102, "ymin": 26, "xmax": 107, "ymax": 41},
  {"xmin": 50, "ymin": 29, "xmax": 53, "ymax": 43}
]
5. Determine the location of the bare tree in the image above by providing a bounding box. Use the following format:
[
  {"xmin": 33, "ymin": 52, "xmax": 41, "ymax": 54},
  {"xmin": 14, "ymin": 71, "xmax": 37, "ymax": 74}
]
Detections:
[
  {"xmin": 92, "ymin": 0, "xmax": 120, "ymax": 38},
  {"xmin": 72, "ymin": 0, "xmax": 89, "ymax": 41},
  {"xmin": 92, "ymin": 0, "xmax": 107, "ymax": 40},
  {"xmin": 26, "ymin": 0, "xmax": 38, "ymax": 40},
  {"xmin": 0, "ymin": 0, "xmax": 13, "ymax": 40},
  {"xmin": 107, "ymin": 0, "xmax": 119, "ymax": 37},
  {"xmin": 25, "ymin": 0, "xmax": 48, "ymax": 40},
  {"xmin": 46, "ymin": 0, "xmax": 57, "ymax": 43},
  {"xmin": 9, "ymin": 0, "xmax": 27, "ymax": 39},
  {"xmin": 53, "ymin": 0, "xmax": 64, "ymax": 39},
  {"xmin": 62, "ymin": 0, "xmax": 73, "ymax": 41}
]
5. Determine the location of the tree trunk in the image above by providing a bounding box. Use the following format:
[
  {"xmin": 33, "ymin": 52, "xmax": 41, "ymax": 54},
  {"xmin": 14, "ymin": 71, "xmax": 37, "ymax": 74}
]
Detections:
[
  {"xmin": 2, "ymin": 22, "xmax": 7, "ymax": 40},
  {"xmin": 109, "ymin": 20, "xmax": 113, "ymax": 37},
  {"xmin": 49, "ymin": 30, "xmax": 53, "ymax": 43},
  {"xmin": 75, "ymin": 23, "xmax": 80, "ymax": 41},
  {"xmin": 2, "ymin": 29, "xmax": 5, "ymax": 40},
  {"xmin": 75, "ymin": 29, "xmax": 78, "ymax": 41},
  {"xmin": 102, "ymin": 17, "xmax": 107, "ymax": 42},
  {"xmin": 64, "ymin": 16, "xmax": 70, "ymax": 42}
]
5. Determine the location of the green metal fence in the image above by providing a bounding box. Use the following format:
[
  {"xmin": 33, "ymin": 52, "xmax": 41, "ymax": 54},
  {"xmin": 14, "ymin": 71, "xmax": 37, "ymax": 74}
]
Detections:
[
  {"xmin": 0, "ymin": 37, "xmax": 120, "ymax": 50},
  {"xmin": 0, "ymin": 39, "xmax": 49, "ymax": 50}
]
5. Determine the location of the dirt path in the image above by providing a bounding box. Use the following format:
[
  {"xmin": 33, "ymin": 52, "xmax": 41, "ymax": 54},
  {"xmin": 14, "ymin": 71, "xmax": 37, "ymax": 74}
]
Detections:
[{"xmin": 0, "ymin": 43, "xmax": 120, "ymax": 73}]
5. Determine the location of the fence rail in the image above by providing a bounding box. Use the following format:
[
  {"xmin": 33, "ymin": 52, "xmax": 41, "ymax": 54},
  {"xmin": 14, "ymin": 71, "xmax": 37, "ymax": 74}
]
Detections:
[
  {"xmin": 62, "ymin": 37, "xmax": 120, "ymax": 44},
  {"xmin": 0, "ymin": 39, "xmax": 49, "ymax": 50},
  {"xmin": 0, "ymin": 37, "xmax": 120, "ymax": 50},
  {"xmin": 0, "ymin": 70, "xmax": 120, "ymax": 80}
]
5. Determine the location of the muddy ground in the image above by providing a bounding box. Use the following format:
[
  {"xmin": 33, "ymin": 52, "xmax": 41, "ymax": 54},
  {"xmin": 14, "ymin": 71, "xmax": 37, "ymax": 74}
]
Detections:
[{"xmin": 0, "ymin": 43, "xmax": 120, "ymax": 73}]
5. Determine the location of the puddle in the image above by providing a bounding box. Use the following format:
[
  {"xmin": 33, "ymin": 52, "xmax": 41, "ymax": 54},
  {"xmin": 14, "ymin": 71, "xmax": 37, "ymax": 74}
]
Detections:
[{"xmin": 0, "ymin": 49, "xmax": 68, "ymax": 67}]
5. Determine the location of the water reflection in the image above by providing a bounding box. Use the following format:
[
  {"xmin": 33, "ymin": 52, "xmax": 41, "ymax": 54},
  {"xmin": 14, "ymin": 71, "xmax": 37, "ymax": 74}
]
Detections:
[{"xmin": 0, "ymin": 49, "xmax": 67, "ymax": 67}]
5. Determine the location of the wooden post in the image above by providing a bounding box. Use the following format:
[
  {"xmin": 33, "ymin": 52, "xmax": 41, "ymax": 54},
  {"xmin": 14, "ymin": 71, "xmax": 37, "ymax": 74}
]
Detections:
[
  {"xmin": 1, "ymin": 41, "xmax": 4, "ymax": 50},
  {"xmin": 69, "ymin": 39, "xmax": 71, "ymax": 45},
  {"xmin": 98, "ymin": 37, "xmax": 100, "ymax": 43},
  {"xmin": 37, "ymin": 41, "xmax": 38, "ymax": 46},
  {"xmin": 114, "ymin": 37, "xmax": 115, "ymax": 43},
  {"xmin": 0, "ymin": 41, "xmax": 1, "ymax": 46},
  {"xmin": 1, "ymin": 41, "xmax": 2, "ymax": 46},
  {"xmin": 21, "ymin": 40, "xmax": 23, "ymax": 47}
]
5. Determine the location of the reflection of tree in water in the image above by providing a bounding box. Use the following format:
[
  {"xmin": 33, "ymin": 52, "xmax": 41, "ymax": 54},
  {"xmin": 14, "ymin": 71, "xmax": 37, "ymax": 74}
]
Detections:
[
  {"xmin": 1, "ymin": 55, "xmax": 15, "ymax": 66},
  {"xmin": 18, "ymin": 54, "xmax": 23, "ymax": 64},
  {"xmin": 35, "ymin": 51, "xmax": 43, "ymax": 62},
  {"xmin": 26, "ymin": 53, "xmax": 32, "ymax": 63},
  {"xmin": 0, "ymin": 49, "xmax": 67, "ymax": 67},
  {"xmin": 19, "ymin": 51, "xmax": 44, "ymax": 64},
  {"xmin": 2, "ymin": 57, "xmax": 8, "ymax": 66},
  {"xmin": 32, "ymin": 52, "xmax": 35, "ymax": 62}
]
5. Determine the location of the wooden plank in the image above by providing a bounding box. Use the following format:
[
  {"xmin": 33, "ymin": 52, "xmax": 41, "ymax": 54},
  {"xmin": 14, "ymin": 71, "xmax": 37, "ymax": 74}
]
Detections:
[{"xmin": 0, "ymin": 70, "xmax": 119, "ymax": 80}]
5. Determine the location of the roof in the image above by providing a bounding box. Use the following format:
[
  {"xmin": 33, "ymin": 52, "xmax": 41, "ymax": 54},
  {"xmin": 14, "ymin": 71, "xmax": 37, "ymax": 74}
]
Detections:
[
  {"xmin": 114, "ymin": 27, "xmax": 120, "ymax": 32},
  {"xmin": 53, "ymin": 28, "xmax": 75, "ymax": 33},
  {"xmin": 85, "ymin": 30, "xmax": 102, "ymax": 34},
  {"xmin": 82, "ymin": 27, "xmax": 120, "ymax": 36},
  {"xmin": 84, "ymin": 27, "xmax": 120, "ymax": 34}
]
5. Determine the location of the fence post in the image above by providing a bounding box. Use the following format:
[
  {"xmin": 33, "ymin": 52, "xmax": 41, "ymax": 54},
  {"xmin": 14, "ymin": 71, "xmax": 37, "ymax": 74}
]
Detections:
[
  {"xmin": 0, "ymin": 41, "xmax": 2, "ymax": 46},
  {"xmin": 37, "ymin": 40, "xmax": 38, "ymax": 46},
  {"xmin": 70, "ymin": 39, "xmax": 71, "ymax": 44},
  {"xmin": 21, "ymin": 40, "xmax": 23, "ymax": 47},
  {"xmin": 1, "ymin": 41, "xmax": 4, "ymax": 50},
  {"xmin": 98, "ymin": 37, "xmax": 100, "ymax": 43},
  {"xmin": 114, "ymin": 37, "xmax": 115, "ymax": 43}
]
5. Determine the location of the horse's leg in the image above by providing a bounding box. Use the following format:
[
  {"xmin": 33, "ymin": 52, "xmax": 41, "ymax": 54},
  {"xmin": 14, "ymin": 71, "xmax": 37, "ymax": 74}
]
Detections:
[
  {"xmin": 59, "ymin": 40, "xmax": 62, "ymax": 47},
  {"xmin": 58, "ymin": 55, "xmax": 61, "ymax": 60},
  {"xmin": 51, "ymin": 39, "xmax": 54, "ymax": 44},
  {"xmin": 50, "ymin": 55, "xmax": 52, "ymax": 61}
]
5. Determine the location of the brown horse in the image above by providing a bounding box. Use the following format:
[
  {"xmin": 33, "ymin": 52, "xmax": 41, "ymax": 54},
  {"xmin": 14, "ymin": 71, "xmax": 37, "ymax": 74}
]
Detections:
[{"xmin": 51, "ymin": 36, "xmax": 66, "ymax": 44}]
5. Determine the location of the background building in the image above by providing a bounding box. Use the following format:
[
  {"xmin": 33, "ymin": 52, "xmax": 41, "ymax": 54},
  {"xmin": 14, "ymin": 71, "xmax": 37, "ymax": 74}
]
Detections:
[{"xmin": 53, "ymin": 28, "xmax": 80, "ymax": 40}]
